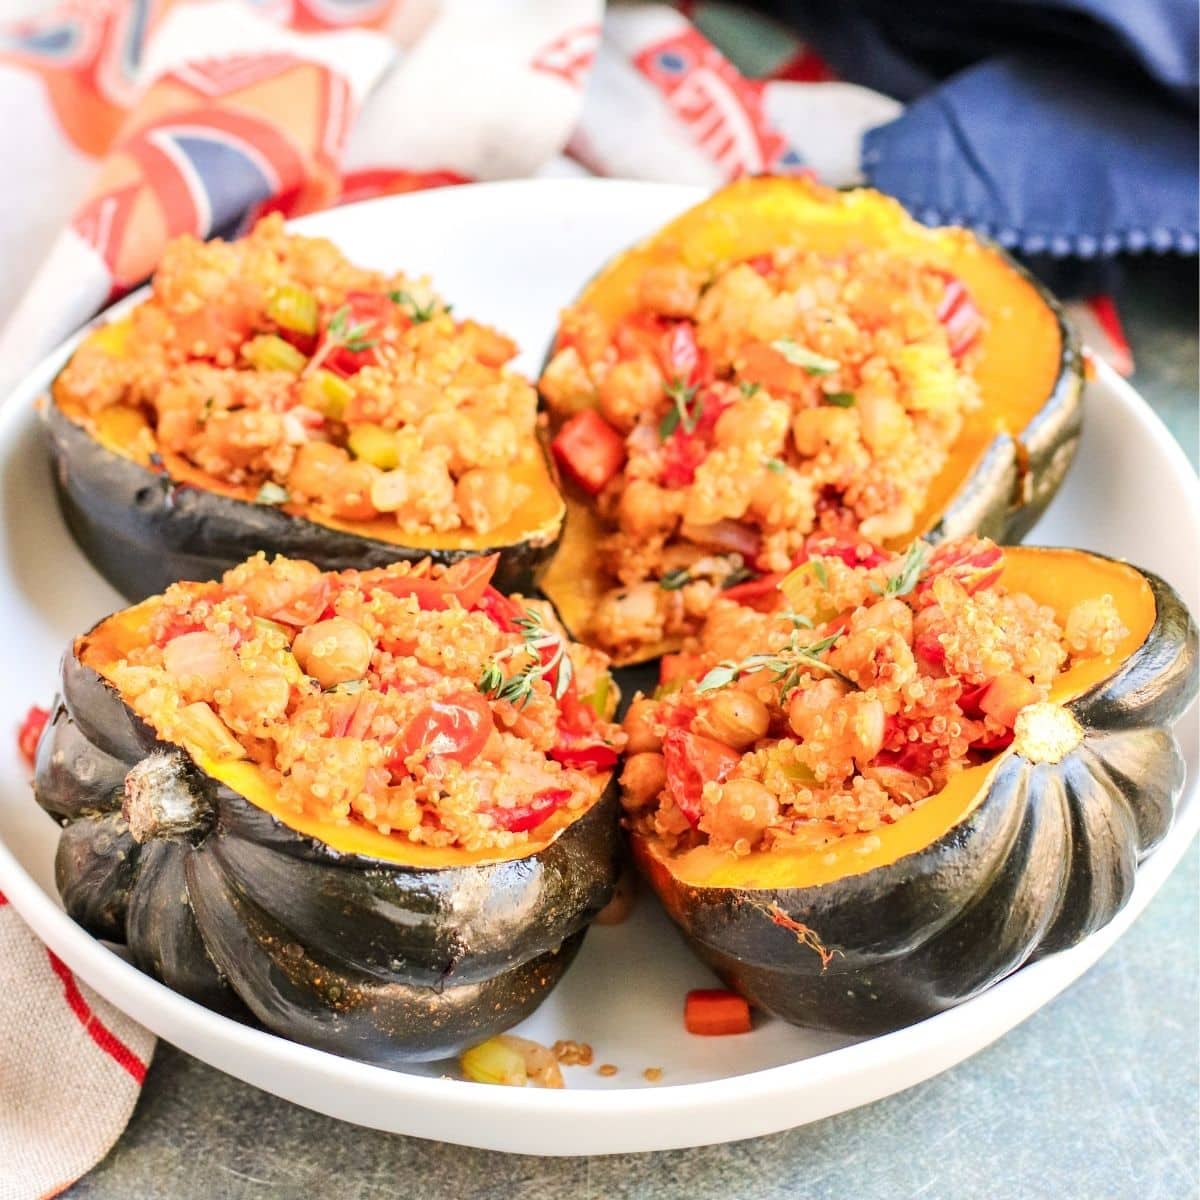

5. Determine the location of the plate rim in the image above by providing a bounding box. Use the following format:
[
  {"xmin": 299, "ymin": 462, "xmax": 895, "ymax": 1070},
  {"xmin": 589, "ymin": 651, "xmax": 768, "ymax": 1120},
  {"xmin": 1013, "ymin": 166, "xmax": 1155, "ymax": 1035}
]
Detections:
[{"xmin": 1, "ymin": 177, "xmax": 1197, "ymax": 1155}]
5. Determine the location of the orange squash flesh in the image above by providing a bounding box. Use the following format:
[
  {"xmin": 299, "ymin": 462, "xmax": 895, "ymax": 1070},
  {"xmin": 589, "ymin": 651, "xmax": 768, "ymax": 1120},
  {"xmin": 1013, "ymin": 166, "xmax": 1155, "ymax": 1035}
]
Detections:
[
  {"xmin": 540, "ymin": 177, "xmax": 1078, "ymax": 658},
  {"xmin": 635, "ymin": 546, "xmax": 1156, "ymax": 892},
  {"xmin": 78, "ymin": 601, "xmax": 609, "ymax": 870}
]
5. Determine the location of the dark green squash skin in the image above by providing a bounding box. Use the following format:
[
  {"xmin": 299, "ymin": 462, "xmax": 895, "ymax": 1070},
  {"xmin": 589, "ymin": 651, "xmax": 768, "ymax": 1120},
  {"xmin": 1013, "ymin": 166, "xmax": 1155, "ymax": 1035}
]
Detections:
[
  {"xmin": 42, "ymin": 399, "xmax": 561, "ymax": 603},
  {"xmin": 639, "ymin": 562, "xmax": 1198, "ymax": 1036},
  {"xmin": 36, "ymin": 643, "xmax": 620, "ymax": 1063}
]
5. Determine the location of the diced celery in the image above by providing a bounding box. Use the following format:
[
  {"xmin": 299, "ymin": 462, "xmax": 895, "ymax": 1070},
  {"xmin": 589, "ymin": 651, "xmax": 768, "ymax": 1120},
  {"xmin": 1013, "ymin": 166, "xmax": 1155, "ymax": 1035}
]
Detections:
[
  {"xmin": 347, "ymin": 423, "xmax": 400, "ymax": 469},
  {"xmin": 301, "ymin": 369, "xmax": 355, "ymax": 419},
  {"xmin": 243, "ymin": 334, "xmax": 307, "ymax": 374},
  {"xmin": 266, "ymin": 285, "xmax": 319, "ymax": 336}
]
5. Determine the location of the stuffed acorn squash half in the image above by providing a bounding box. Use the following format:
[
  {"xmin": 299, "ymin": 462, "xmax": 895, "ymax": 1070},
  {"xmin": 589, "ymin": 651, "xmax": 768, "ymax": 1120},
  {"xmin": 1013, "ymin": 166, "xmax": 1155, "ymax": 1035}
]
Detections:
[
  {"xmin": 538, "ymin": 178, "xmax": 1084, "ymax": 663},
  {"xmin": 35, "ymin": 553, "xmax": 622, "ymax": 1063},
  {"xmin": 46, "ymin": 214, "xmax": 564, "ymax": 601},
  {"xmin": 618, "ymin": 537, "xmax": 1197, "ymax": 1035}
]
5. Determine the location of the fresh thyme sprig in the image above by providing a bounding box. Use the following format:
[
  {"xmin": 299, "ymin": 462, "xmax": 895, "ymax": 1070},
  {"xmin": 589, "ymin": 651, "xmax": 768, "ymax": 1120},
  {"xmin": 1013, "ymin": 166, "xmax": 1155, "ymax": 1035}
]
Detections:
[
  {"xmin": 388, "ymin": 289, "xmax": 437, "ymax": 323},
  {"xmin": 477, "ymin": 609, "xmax": 574, "ymax": 706},
  {"xmin": 697, "ymin": 622, "xmax": 853, "ymax": 696},
  {"xmin": 304, "ymin": 304, "xmax": 378, "ymax": 375},
  {"xmin": 658, "ymin": 377, "xmax": 702, "ymax": 439},
  {"xmin": 874, "ymin": 541, "xmax": 929, "ymax": 598}
]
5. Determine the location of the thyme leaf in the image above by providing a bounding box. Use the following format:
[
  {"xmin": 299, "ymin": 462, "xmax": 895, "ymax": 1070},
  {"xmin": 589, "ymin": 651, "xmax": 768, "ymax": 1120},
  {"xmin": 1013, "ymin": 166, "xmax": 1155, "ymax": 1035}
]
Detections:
[
  {"xmin": 477, "ymin": 608, "xmax": 574, "ymax": 706},
  {"xmin": 659, "ymin": 568, "xmax": 691, "ymax": 591},
  {"xmin": 824, "ymin": 391, "xmax": 856, "ymax": 407},
  {"xmin": 877, "ymin": 541, "xmax": 929, "ymax": 598},
  {"xmin": 658, "ymin": 377, "xmax": 701, "ymax": 440},
  {"xmin": 388, "ymin": 289, "xmax": 437, "ymax": 323},
  {"xmin": 696, "ymin": 626, "xmax": 853, "ymax": 696}
]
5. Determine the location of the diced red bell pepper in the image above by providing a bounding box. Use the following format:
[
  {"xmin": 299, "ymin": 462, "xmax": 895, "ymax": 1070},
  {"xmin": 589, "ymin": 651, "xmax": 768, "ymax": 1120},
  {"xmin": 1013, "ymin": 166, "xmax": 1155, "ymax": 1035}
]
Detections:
[
  {"xmin": 684, "ymin": 989, "xmax": 752, "ymax": 1036},
  {"xmin": 18, "ymin": 705, "xmax": 49, "ymax": 767},
  {"xmin": 918, "ymin": 537, "xmax": 1004, "ymax": 601},
  {"xmin": 474, "ymin": 585, "xmax": 523, "ymax": 632},
  {"xmin": 662, "ymin": 729, "xmax": 740, "ymax": 826},
  {"xmin": 365, "ymin": 554, "xmax": 499, "ymax": 612},
  {"xmin": 659, "ymin": 388, "xmax": 730, "ymax": 488},
  {"xmin": 659, "ymin": 653, "xmax": 704, "ymax": 689},
  {"xmin": 324, "ymin": 290, "xmax": 390, "ymax": 375},
  {"xmin": 489, "ymin": 787, "xmax": 571, "ymax": 833},
  {"xmin": 797, "ymin": 533, "xmax": 891, "ymax": 570},
  {"xmin": 937, "ymin": 273, "xmax": 984, "ymax": 359},
  {"xmin": 743, "ymin": 254, "xmax": 774, "ymax": 276},
  {"xmin": 613, "ymin": 311, "xmax": 668, "ymax": 362},
  {"xmin": 721, "ymin": 572, "xmax": 784, "ymax": 611},
  {"xmin": 552, "ymin": 409, "xmax": 626, "ymax": 495},
  {"xmin": 549, "ymin": 741, "xmax": 619, "ymax": 771}
]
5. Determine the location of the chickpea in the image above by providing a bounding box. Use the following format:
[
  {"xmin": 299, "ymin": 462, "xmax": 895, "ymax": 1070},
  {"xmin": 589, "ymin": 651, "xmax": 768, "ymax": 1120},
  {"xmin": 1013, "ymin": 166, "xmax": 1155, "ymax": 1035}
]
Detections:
[
  {"xmin": 620, "ymin": 752, "xmax": 667, "ymax": 811},
  {"xmin": 420, "ymin": 410, "xmax": 478, "ymax": 472},
  {"xmin": 706, "ymin": 778, "xmax": 778, "ymax": 848},
  {"xmin": 637, "ymin": 263, "xmax": 700, "ymax": 318},
  {"xmin": 220, "ymin": 661, "xmax": 291, "ymax": 730},
  {"xmin": 857, "ymin": 385, "xmax": 908, "ymax": 453},
  {"xmin": 859, "ymin": 505, "xmax": 916, "ymax": 543},
  {"xmin": 853, "ymin": 597, "xmax": 915, "ymax": 644},
  {"xmin": 288, "ymin": 441, "xmax": 349, "ymax": 500},
  {"xmin": 695, "ymin": 690, "xmax": 769, "ymax": 750},
  {"xmin": 623, "ymin": 697, "xmax": 663, "ymax": 754},
  {"xmin": 618, "ymin": 479, "xmax": 678, "ymax": 539},
  {"xmin": 713, "ymin": 395, "xmax": 789, "ymax": 454},
  {"xmin": 475, "ymin": 415, "xmax": 519, "ymax": 466},
  {"xmin": 599, "ymin": 359, "xmax": 663, "ymax": 432},
  {"xmin": 238, "ymin": 558, "xmax": 324, "ymax": 621},
  {"xmin": 787, "ymin": 678, "xmax": 848, "ymax": 741},
  {"xmin": 292, "ymin": 617, "xmax": 374, "ymax": 688},
  {"xmin": 162, "ymin": 632, "xmax": 236, "ymax": 701},
  {"xmin": 792, "ymin": 406, "xmax": 857, "ymax": 458},
  {"xmin": 456, "ymin": 467, "xmax": 518, "ymax": 534},
  {"xmin": 326, "ymin": 460, "xmax": 380, "ymax": 521},
  {"xmin": 848, "ymin": 697, "xmax": 886, "ymax": 763}
]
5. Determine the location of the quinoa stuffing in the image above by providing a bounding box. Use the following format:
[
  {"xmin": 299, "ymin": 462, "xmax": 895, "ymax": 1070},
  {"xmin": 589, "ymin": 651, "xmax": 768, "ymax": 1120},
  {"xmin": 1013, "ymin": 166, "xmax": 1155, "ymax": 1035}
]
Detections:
[
  {"xmin": 80, "ymin": 553, "xmax": 623, "ymax": 854},
  {"xmin": 619, "ymin": 536, "xmax": 1127, "ymax": 857},
  {"xmin": 54, "ymin": 215, "xmax": 550, "ymax": 540},
  {"xmin": 541, "ymin": 235, "xmax": 986, "ymax": 659}
]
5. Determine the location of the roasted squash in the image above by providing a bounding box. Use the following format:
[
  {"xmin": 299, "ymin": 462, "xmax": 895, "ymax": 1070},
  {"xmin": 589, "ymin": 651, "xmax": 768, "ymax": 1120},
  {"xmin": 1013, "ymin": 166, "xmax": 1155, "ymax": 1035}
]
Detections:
[
  {"xmin": 538, "ymin": 178, "xmax": 1084, "ymax": 662},
  {"xmin": 45, "ymin": 218, "xmax": 565, "ymax": 601},
  {"xmin": 35, "ymin": 565, "xmax": 620, "ymax": 1064},
  {"xmin": 632, "ymin": 547, "xmax": 1197, "ymax": 1035}
]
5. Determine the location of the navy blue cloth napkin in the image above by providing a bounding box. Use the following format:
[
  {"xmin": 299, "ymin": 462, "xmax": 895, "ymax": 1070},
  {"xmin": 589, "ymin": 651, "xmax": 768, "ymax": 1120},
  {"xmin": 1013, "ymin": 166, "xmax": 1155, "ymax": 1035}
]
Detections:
[{"xmin": 757, "ymin": 0, "xmax": 1198, "ymax": 292}]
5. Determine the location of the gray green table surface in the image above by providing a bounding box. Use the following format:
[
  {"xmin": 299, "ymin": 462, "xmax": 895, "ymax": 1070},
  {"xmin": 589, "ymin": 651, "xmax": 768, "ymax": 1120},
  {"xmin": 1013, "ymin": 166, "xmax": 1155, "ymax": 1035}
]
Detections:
[{"xmin": 66, "ymin": 259, "xmax": 1198, "ymax": 1200}]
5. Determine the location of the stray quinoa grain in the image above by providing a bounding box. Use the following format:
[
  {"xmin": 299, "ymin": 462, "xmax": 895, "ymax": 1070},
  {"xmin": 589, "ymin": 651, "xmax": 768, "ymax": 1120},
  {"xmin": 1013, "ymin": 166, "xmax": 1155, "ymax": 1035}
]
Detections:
[
  {"xmin": 643, "ymin": 1067, "xmax": 663, "ymax": 1083},
  {"xmin": 597, "ymin": 1063, "xmax": 619, "ymax": 1078},
  {"xmin": 553, "ymin": 1040, "xmax": 595, "ymax": 1067}
]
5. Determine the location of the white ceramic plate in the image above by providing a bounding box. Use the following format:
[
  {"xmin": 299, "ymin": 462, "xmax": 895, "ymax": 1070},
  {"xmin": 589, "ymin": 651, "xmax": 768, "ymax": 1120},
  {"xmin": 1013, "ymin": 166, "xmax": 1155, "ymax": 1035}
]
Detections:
[{"xmin": 0, "ymin": 180, "xmax": 1196, "ymax": 1156}]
